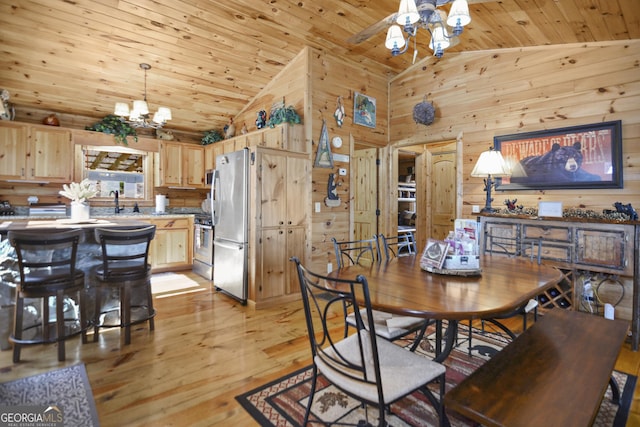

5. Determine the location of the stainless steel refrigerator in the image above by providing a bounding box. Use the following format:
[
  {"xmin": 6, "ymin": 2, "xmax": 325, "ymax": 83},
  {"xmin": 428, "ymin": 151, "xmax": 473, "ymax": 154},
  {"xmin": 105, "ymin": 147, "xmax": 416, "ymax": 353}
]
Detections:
[{"xmin": 210, "ymin": 148, "xmax": 249, "ymax": 304}]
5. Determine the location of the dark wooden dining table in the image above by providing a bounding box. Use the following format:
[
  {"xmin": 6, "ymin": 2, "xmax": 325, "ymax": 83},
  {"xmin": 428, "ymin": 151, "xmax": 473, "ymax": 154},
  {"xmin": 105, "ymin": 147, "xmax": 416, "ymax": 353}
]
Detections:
[{"xmin": 328, "ymin": 254, "xmax": 563, "ymax": 360}]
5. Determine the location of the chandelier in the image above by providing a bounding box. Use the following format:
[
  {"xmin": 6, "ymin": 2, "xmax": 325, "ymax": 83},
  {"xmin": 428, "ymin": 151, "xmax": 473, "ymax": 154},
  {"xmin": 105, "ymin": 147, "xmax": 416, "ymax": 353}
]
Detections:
[
  {"xmin": 114, "ymin": 63, "xmax": 171, "ymax": 129},
  {"xmin": 385, "ymin": 0, "xmax": 471, "ymax": 59}
]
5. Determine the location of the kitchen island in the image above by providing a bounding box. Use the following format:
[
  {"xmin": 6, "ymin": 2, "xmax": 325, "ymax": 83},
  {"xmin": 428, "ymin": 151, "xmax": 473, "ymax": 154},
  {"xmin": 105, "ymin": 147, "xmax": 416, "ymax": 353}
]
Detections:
[{"xmin": 0, "ymin": 214, "xmax": 195, "ymax": 349}]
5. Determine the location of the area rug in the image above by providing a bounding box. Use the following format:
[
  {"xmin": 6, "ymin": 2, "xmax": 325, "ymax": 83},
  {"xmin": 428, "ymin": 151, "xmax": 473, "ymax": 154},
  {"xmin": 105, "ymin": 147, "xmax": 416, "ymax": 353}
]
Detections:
[
  {"xmin": 236, "ymin": 325, "xmax": 636, "ymax": 427},
  {"xmin": 0, "ymin": 363, "xmax": 100, "ymax": 427}
]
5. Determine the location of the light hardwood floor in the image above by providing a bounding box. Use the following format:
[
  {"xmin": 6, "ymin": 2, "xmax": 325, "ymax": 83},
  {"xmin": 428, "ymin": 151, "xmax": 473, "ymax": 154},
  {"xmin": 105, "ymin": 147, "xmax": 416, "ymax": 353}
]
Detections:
[{"xmin": 1, "ymin": 271, "xmax": 639, "ymax": 426}]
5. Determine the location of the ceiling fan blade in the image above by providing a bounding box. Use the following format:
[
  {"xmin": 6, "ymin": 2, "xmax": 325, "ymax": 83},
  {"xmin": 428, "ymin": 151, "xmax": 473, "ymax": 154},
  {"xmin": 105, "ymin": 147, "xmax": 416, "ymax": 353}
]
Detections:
[
  {"xmin": 347, "ymin": 1, "xmax": 437, "ymax": 45},
  {"xmin": 346, "ymin": 12, "xmax": 398, "ymax": 44}
]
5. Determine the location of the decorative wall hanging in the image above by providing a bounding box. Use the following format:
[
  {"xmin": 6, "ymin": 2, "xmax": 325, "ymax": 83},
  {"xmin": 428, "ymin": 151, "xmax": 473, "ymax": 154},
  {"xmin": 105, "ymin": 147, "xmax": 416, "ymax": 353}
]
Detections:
[
  {"xmin": 353, "ymin": 92, "xmax": 376, "ymax": 128},
  {"xmin": 333, "ymin": 96, "xmax": 345, "ymax": 127},
  {"xmin": 314, "ymin": 120, "xmax": 334, "ymax": 168},
  {"xmin": 325, "ymin": 173, "xmax": 341, "ymax": 207},
  {"xmin": 413, "ymin": 96, "xmax": 435, "ymax": 126},
  {"xmin": 495, "ymin": 120, "xmax": 623, "ymax": 190}
]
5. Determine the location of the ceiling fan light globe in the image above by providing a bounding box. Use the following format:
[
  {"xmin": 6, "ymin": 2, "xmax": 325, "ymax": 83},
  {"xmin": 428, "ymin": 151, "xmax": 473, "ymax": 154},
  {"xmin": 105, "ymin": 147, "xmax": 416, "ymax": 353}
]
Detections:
[
  {"xmin": 385, "ymin": 25, "xmax": 406, "ymax": 50},
  {"xmin": 429, "ymin": 25, "xmax": 450, "ymax": 51},
  {"xmin": 447, "ymin": 0, "xmax": 471, "ymax": 27},
  {"xmin": 396, "ymin": 0, "xmax": 420, "ymax": 26}
]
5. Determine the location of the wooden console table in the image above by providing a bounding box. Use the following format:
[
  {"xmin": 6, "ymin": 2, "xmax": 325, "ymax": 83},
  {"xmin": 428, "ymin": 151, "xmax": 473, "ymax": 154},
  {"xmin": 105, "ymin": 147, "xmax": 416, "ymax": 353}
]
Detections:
[
  {"xmin": 479, "ymin": 214, "xmax": 640, "ymax": 350},
  {"xmin": 445, "ymin": 309, "xmax": 628, "ymax": 426}
]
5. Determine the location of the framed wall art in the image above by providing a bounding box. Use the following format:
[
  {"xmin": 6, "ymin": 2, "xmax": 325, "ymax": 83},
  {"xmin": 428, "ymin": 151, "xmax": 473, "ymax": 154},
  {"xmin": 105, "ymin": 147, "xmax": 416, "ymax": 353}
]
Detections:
[
  {"xmin": 353, "ymin": 92, "xmax": 376, "ymax": 128},
  {"xmin": 495, "ymin": 120, "xmax": 623, "ymax": 190}
]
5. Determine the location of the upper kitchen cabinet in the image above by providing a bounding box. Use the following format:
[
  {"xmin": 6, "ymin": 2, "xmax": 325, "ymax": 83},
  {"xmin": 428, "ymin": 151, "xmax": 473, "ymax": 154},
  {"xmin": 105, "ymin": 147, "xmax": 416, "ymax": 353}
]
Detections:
[
  {"xmin": 157, "ymin": 141, "xmax": 205, "ymax": 188},
  {"xmin": 0, "ymin": 121, "xmax": 73, "ymax": 182}
]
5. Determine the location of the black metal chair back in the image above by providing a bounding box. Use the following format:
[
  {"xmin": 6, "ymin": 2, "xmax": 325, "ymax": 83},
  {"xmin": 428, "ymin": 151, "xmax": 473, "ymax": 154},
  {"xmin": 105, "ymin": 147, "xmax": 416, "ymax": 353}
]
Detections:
[
  {"xmin": 331, "ymin": 237, "xmax": 379, "ymax": 268},
  {"xmin": 378, "ymin": 231, "xmax": 417, "ymax": 261},
  {"xmin": 94, "ymin": 225, "xmax": 156, "ymax": 281}
]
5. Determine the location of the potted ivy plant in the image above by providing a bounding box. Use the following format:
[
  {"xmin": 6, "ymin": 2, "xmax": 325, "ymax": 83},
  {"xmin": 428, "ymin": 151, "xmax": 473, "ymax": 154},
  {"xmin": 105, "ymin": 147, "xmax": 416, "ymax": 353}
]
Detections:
[{"xmin": 86, "ymin": 114, "xmax": 138, "ymax": 145}]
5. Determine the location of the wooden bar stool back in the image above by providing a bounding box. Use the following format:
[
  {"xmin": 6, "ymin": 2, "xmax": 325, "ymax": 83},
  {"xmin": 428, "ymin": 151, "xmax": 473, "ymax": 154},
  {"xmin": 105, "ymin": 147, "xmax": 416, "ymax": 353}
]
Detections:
[
  {"xmin": 8, "ymin": 229, "xmax": 87, "ymax": 362},
  {"xmin": 92, "ymin": 225, "xmax": 156, "ymax": 345}
]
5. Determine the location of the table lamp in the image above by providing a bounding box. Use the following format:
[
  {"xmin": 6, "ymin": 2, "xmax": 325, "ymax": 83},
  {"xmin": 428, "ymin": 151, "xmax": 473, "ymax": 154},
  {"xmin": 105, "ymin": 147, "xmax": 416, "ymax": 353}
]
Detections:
[{"xmin": 471, "ymin": 147, "xmax": 511, "ymax": 213}]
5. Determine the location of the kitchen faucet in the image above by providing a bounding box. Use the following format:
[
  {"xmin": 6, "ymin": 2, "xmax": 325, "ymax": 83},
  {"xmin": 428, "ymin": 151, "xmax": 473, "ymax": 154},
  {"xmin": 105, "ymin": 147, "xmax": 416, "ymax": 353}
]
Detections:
[{"xmin": 111, "ymin": 190, "xmax": 124, "ymax": 214}]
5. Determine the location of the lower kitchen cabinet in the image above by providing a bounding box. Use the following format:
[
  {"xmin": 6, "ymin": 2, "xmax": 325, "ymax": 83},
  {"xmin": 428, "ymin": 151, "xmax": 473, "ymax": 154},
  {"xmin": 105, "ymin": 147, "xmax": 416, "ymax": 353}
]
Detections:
[
  {"xmin": 255, "ymin": 227, "xmax": 306, "ymax": 303},
  {"xmin": 147, "ymin": 217, "xmax": 193, "ymax": 272}
]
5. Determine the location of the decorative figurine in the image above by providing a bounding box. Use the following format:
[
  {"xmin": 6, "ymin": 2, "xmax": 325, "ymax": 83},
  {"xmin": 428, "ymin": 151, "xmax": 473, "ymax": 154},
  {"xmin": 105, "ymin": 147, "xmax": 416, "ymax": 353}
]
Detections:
[
  {"xmin": 241, "ymin": 122, "xmax": 248, "ymax": 135},
  {"xmin": 224, "ymin": 117, "xmax": 236, "ymax": 139},
  {"xmin": 504, "ymin": 198, "xmax": 522, "ymax": 212},
  {"xmin": 256, "ymin": 110, "xmax": 267, "ymax": 129},
  {"xmin": 324, "ymin": 173, "xmax": 341, "ymax": 207},
  {"xmin": 614, "ymin": 202, "xmax": 638, "ymax": 220}
]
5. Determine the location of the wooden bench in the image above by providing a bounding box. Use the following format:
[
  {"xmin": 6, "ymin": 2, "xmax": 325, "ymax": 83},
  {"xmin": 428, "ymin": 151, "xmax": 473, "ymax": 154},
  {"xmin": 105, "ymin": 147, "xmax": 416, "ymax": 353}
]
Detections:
[{"xmin": 444, "ymin": 309, "xmax": 628, "ymax": 426}]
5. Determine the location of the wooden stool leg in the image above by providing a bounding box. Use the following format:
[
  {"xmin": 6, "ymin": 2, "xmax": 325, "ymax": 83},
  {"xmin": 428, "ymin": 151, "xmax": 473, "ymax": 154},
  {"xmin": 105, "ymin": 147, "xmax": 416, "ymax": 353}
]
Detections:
[
  {"xmin": 123, "ymin": 285, "xmax": 131, "ymax": 345},
  {"xmin": 12, "ymin": 297, "xmax": 24, "ymax": 363},
  {"xmin": 94, "ymin": 286, "xmax": 101, "ymax": 342},
  {"xmin": 80, "ymin": 288, "xmax": 88, "ymax": 344},
  {"xmin": 56, "ymin": 290, "xmax": 65, "ymax": 361},
  {"xmin": 147, "ymin": 280, "xmax": 155, "ymax": 332}
]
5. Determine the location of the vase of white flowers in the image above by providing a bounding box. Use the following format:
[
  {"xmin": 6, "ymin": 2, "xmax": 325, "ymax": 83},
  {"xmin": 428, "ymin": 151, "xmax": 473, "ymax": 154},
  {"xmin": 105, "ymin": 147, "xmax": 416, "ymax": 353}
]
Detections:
[{"xmin": 59, "ymin": 179, "xmax": 98, "ymax": 221}]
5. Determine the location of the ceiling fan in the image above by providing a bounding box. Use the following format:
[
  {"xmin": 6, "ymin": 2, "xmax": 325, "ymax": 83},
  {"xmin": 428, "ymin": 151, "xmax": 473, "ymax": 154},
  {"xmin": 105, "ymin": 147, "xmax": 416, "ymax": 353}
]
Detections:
[{"xmin": 347, "ymin": 0, "xmax": 473, "ymax": 62}]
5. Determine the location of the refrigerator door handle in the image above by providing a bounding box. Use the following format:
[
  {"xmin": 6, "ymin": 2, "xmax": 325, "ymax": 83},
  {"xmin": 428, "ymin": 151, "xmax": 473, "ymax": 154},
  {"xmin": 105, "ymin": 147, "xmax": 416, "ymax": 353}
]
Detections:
[
  {"xmin": 211, "ymin": 169, "xmax": 220, "ymax": 226},
  {"xmin": 213, "ymin": 239, "xmax": 244, "ymax": 251}
]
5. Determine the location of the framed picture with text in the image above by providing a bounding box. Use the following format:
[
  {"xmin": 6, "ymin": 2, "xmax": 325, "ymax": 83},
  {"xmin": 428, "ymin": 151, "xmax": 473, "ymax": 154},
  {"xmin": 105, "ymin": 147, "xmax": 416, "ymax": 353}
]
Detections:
[{"xmin": 495, "ymin": 120, "xmax": 623, "ymax": 190}]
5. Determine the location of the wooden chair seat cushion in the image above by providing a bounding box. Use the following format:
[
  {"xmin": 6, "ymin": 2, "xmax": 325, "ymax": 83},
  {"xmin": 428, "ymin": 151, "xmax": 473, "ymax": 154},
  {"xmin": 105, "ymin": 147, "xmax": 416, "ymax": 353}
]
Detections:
[
  {"xmin": 346, "ymin": 308, "xmax": 426, "ymax": 339},
  {"xmin": 93, "ymin": 261, "xmax": 151, "ymax": 283},
  {"xmin": 19, "ymin": 270, "xmax": 85, "ymax": 296},
  {"xmin": 316, "ymin": 332, "xmax": 446, "ymax": 404}
]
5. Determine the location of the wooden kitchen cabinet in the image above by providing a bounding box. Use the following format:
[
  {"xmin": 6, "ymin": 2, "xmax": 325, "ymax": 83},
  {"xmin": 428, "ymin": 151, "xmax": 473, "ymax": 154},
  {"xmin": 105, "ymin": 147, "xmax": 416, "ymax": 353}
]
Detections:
[
  {"xmin": 147, "ymin": 216, "xmax": 193, "ymax": 272},
  {"xmin": 0, "ymin": 121, "xmax": 73, "ymax": 182},
  {"xmin": 249, "ymin": 148, "xmax": 310, "ymax": 307},
  {"xmin": 157, "ymin": 142, "xmax": 205, "ymax": 188}
]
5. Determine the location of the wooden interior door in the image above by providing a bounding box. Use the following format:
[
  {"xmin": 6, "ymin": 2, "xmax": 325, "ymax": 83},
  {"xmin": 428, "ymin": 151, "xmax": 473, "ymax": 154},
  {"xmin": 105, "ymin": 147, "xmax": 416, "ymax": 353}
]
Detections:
[
  {"xmin": 352, "ymin": 147, "xmax": 378, "ymax": 242},
  {"xmin": 429, "ymin": 144, "xmax": 457, "ymax": 240}
]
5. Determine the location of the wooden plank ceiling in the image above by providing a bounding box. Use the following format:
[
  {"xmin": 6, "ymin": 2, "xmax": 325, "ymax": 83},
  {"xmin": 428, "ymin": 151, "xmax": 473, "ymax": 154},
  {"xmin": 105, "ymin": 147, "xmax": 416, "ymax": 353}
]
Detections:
[{"xmin": 0, "ymin": 0, "xmax": 638, "ymax": 134}]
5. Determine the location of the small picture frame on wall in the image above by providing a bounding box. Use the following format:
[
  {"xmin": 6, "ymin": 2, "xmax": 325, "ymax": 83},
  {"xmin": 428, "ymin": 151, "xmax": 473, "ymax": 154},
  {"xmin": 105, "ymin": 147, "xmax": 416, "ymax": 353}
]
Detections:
[{"xmin": 353, "ymin": 92, "xmax": 376, "ymax": 128}]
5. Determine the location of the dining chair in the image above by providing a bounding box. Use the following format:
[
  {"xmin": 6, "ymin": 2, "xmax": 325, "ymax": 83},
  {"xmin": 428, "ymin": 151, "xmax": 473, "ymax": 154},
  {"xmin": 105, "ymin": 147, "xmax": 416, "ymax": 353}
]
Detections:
[
  {"xmin": 291, "ymin": 256, "xmax": 448, "ymax": 427},
  {"xmin": 92, "ymin": 225, "xmax": 156, "ymax": 345},
  {"xmin": 378, "ymin": 231, "xmax": 417, "ymax": 260},
  {"xmin": 8, "ymin": 229, "xmax": 88, "ymax": 362},
  {"xmin": 331, "ymin": 236, "xmax": 379, "ymax": 268},
  {"xmin": 333, "ymin": 236, "xmax": 429, "ymax": 351}
]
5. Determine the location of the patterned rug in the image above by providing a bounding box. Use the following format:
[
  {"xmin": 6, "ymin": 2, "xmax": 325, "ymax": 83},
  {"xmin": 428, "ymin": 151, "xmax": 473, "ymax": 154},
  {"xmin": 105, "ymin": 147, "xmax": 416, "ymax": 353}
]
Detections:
[
  {"xmin": 236, "ymin": 325, "xmax": 636, "ymax": 427},
  {"xmin": 0, "ymin": 364, "xmax": 100, "ymax": 427}
]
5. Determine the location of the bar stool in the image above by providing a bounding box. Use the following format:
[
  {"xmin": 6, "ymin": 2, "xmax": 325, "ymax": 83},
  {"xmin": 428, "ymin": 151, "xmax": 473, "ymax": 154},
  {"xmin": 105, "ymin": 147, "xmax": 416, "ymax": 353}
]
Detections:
[
  {"xmin": 92, "ymin": 225, "xmax": 156, "ymax": 345},
  {"xmin": 8, "ymin": 229, "xmax": 88, "ymax": 363}
]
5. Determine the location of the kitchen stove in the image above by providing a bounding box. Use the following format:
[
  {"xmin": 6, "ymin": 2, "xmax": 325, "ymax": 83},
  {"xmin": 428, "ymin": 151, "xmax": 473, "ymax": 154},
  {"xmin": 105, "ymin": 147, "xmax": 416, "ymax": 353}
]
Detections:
[{"xmin": 193, "ymin": 214, "xmax": 214, "ymax": 280}]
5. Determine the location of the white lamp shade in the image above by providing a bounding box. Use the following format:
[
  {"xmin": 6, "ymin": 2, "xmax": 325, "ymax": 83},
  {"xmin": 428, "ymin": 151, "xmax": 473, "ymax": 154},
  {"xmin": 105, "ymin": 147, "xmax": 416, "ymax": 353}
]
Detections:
[
  {"xmin": 128, "ymin": 110, "xmax": 141, "ymax": 121},
  {"xmin": 385, "ymin": 25, "xmax": 406, "ymax": 50},
  {"xmin": 114, "ymin": 102, "xmax": 130, "ymax": 117},
  {"xmin": 396, "ymin": 0, "xmax": 420, "ymax": 26},
  {"xmin": 0, "ymin": 102, "xmax": 5, "ymax": 116},
  {"xmin": 447, "ymin": 0, "xmax": 471, "ymax": 27},
  {"xmin": 132, "ymin": 100, "xmax": 149, "ymax": 116},
  {"xmin": 429, "ymin": 25, "xmax": 451, "ymax": 51},
  {"xmin": 153, "ymin": 107, "xmax": 172, "ymax": 123},
  {"xmin": 471, "ymin": 149, "xmax": 511, "ymax": 177}
]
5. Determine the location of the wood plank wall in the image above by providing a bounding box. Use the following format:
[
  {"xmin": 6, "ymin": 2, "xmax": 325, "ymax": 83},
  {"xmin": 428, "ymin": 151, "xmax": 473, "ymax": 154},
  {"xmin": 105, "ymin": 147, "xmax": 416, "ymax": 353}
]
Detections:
[
  {"xmin": 388, "ymin": 40, "xmax": 640, "ymax": 217},
  {"xmin": 234, "ymin": 47, "xmax": 391, "ymax": 273}
]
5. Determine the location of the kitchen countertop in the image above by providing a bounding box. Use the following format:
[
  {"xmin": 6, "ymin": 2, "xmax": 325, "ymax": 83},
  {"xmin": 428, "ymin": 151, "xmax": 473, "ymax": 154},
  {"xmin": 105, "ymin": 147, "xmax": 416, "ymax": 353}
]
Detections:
[{"xmin": 0, "ymin": 214, "xmax": 195, "ymax": 233}]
